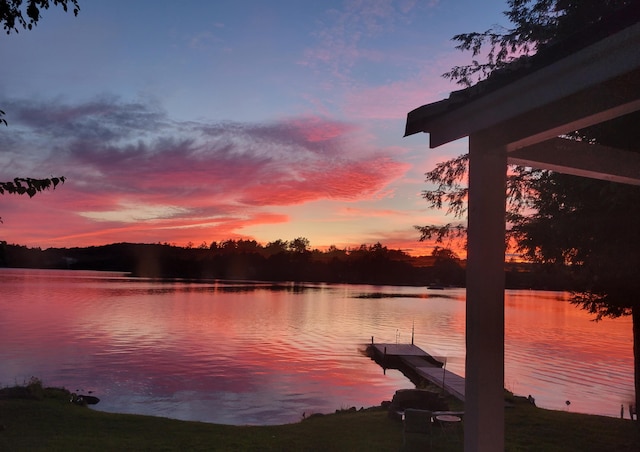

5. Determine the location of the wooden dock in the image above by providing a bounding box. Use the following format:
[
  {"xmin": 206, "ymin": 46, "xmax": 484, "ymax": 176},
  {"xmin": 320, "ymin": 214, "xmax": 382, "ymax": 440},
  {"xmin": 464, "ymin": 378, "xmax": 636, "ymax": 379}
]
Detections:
[{"xmin": 368, "ymin": 342, "xmax": 465, "ymax": 401}]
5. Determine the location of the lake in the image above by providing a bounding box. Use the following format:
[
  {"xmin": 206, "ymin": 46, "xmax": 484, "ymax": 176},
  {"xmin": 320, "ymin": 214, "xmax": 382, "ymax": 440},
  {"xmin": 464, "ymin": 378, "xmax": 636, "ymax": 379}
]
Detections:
[{"xmin": 0, "ymin": 268, "xmax": 634, "ymax": 424}]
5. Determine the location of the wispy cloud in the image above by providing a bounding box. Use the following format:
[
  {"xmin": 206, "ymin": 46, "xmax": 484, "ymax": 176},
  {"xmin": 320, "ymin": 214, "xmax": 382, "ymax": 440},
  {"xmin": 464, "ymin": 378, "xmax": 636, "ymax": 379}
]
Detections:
[
  {"xmin": 300, "ymin": 0, "xmax": 435, "ymax": 82},
  {"xmin": 0, "ymin": 96, "xmax": 410, "ymax": 248}
]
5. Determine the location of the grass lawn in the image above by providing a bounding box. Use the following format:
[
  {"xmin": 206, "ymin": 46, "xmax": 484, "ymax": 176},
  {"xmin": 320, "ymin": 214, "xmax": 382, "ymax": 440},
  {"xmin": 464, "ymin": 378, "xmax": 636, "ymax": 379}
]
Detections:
[{"xmin": 1, "ymin": 381, "xmax": 638, "ymax": 451}]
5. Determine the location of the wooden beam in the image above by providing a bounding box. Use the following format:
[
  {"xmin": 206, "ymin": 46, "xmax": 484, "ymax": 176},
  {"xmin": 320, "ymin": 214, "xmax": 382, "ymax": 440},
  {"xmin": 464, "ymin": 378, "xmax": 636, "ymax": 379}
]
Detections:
[
  {"xmin": 500, "ymin": 72, "xmax": 640, "ymax": 152},
  {"xmin": 465, "ymin": 132, "xmax": 507, "ymax": 452},
  {"xmin": 508, "ymin": 138, "xmax": 640, "ymax": 185},
  {"xmin": 431, "ymin": 68, "xmax": 640, "ymax": 150}
]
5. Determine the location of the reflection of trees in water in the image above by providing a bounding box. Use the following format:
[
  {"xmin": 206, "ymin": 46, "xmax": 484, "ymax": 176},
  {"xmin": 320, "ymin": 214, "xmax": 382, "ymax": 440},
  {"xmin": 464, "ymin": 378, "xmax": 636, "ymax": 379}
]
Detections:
[
  {"xmin": 214, "ymin": 283, "xmax": 322, "ymax": 294},
  {"xmin": 354, "ymin": 292, "xmax": 454, "ymax": 300},
  {"xmin": 98, "ymin": 280, "xmax": 324, "ymax": 297}
]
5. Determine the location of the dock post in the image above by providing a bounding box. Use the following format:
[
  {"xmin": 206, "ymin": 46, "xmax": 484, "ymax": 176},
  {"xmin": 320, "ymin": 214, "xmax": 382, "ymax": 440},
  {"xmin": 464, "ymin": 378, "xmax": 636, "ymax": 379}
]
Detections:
[{"xmin": 371, "ymin": 336, "xmax": 374, "ymax": 345}]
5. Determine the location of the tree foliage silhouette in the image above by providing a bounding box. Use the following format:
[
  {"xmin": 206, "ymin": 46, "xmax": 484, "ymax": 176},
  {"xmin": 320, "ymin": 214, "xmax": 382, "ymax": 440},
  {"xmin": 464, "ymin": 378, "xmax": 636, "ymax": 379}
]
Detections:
[
  {"xmin": 0, "ymin": 0, "xmax": 79, "ymax": 34},
  {"xmin": 443, "ymin": 0, "xmax": 633, "ymax": 87},
  {"xmin": 0, "ymin": 0, "xmax": 78, "ymax": 204},
  {"xmin": 418, "ymin": 0, "xmax": 640, "ymax": 415},
  {"xmin": 0, "ymin": 176, "xmax": 65, "ymax": 197}
]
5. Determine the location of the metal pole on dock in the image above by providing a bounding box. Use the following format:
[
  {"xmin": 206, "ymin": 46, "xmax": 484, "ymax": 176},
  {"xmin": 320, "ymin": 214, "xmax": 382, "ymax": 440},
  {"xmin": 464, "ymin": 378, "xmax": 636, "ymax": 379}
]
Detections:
[
  {"xmin": 411, "ymin": 321, "xmax": 414, "ymax": 345},
  {"xmin": 442, "ymin": 357, "xmax": 447, "ymax": 392}
]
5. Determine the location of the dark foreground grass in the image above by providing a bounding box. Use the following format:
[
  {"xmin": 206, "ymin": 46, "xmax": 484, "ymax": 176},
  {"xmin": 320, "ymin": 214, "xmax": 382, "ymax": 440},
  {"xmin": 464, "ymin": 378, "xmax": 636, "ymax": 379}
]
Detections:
[{"xmin": 0, "ymin": 383, "xmax": 638, "ymax": 451}]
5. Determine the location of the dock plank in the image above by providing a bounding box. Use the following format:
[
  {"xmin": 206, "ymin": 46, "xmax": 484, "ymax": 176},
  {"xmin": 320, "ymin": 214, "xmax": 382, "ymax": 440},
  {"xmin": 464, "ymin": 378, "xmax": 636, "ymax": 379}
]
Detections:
[
  {"xmin": 371, "ymin": 343, "xmax": 430, "ymax": 357},
  {"xmin": 415, "ymin": 366, "xmax": 465, "ymax": 401}
]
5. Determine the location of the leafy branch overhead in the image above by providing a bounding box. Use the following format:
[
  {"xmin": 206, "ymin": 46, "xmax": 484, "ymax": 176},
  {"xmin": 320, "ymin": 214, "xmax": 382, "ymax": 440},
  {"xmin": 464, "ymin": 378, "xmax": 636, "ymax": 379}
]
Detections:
[
  {"xmin": 1, "ymin": 0, "xmax": 76, "ymax": 214},
  {"xmin": 443, "ymin": 0, "xmax": 633, "ymax": 86},
  {"xmin": 0, "ymin": 176, "xmax": 65, "ymax": 197},
  {"xmin": 0, "ymin": 0, "xmax": 80, "ymax": 34},
  {"xmin": 415, "ymin": 152, "xmax": 541, "ymax": 244}
]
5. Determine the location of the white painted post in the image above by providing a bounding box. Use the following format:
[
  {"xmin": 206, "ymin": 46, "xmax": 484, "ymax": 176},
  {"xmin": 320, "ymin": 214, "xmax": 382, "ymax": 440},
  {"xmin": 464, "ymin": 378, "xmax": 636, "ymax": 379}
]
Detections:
[{"xmin": 465, "ymin": 132, "xmax": 507, "ymax": 451}]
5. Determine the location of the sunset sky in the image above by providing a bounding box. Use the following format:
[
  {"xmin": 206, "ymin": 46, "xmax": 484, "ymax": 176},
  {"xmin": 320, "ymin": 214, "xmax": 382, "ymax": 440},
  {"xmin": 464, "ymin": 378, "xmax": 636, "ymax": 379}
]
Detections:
[{"xmin": 0, "ymin": 0, "xmax": 508, "ymax": 255}]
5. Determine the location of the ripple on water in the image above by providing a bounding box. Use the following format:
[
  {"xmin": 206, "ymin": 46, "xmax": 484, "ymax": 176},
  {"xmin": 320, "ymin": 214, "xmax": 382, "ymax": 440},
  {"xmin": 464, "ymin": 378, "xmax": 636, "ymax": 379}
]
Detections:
[{"xmin": 0, "ymin": 271, "xmax": 634, "ymax": 423}]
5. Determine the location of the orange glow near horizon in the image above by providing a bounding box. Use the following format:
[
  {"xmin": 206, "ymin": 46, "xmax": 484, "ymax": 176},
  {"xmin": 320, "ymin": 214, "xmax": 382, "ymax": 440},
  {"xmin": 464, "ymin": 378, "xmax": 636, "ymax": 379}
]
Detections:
[{"xmin": 1, "ymin": 188, "xmax": 462, "ymax": 257}]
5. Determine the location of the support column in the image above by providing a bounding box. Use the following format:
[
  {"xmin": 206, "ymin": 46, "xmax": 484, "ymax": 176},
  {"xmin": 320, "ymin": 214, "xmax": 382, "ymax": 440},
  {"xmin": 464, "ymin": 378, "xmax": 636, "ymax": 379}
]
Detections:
[{"xmin": 465, "ymin": 133, "xmax": 507, "ymax": 451}]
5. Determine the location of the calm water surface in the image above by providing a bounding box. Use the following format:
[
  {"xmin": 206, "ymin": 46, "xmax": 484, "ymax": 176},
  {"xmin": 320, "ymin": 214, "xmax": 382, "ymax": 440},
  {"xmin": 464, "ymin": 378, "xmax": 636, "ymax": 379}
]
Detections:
[{"xmin": 0, "ymin": 268, "xmax": 634, "ymax": 424}]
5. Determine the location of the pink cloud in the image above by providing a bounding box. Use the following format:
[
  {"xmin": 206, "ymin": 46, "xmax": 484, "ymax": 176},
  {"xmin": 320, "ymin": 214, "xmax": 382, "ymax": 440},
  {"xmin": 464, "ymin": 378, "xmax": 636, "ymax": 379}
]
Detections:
[
  {"xmin": 286, "ymin": 116, "xmax": 356, "ymax": 143},
  {"xmin": 241, "ymin": 156, "xmax": 409, "ymax": 206},
  {"xmin": 339, "ymin": 206, "xmax": 410, "ymax": 218},
  {"xmin": 0, "ymin": 97, "xmax": 410, "ymax": 249}
]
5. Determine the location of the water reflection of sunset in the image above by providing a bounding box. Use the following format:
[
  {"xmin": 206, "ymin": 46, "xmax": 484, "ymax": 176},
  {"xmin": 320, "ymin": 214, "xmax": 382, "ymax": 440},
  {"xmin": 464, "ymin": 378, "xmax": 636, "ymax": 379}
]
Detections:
[
  {"xmin": 0, "ymin": 270, "xmax": 634, "ymax": 424},
  {"xmin": 504, "ymin": 290, "xmax": 633, "ymax": 414}
]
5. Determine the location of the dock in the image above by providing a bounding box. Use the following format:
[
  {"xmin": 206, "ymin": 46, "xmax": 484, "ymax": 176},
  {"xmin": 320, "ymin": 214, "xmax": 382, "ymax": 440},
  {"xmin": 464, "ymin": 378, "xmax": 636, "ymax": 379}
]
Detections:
[{"xmin": 368, "ymin": 342, "xmax": 465, "ymax": 401}]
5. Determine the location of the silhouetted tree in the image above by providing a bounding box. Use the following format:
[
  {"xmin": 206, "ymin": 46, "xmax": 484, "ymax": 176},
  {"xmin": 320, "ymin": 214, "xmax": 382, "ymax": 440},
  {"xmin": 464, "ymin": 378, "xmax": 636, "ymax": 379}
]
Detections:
[
  {"xmin": 288, "ymin": 237, "xmax": 310, "ymax": 254},
  {"xmin": 443, "ymin": 0, "xmax": 633, "ymax": 87},
  {"xmin": 1, "ymin": 0, "xmax": 79, "ymax": 34},
  {"xmin": 0, "ymin": 176, "xmax": 65, "ymax": 197},
  {"xmin": 429, "ymin": 247, "xmax": 464, "ymax": 287},
  {"xmin": 0, "ymin": 177, "xmax": 65, "ymax": 223},
  {"xmin": 1, "ymin": 1, "xmax": 79, "ymax": 208},
  {"xmin": 420, "ymin": 0, "xmax": 640, "ymax": 414},
  {"xmin": 236, "ymin": 239, "xmax": 260, "ymax": 253},
  {"xmin": 265, "ymin": 239, "xmax": 288, "ymax": 256},
  {"xmin": 220, "ymin": 239, "xmax": 238, "ymax": 253},
  {"xmin": 326, "ymin": 245, "xmax": 346, "ymax": 258}
]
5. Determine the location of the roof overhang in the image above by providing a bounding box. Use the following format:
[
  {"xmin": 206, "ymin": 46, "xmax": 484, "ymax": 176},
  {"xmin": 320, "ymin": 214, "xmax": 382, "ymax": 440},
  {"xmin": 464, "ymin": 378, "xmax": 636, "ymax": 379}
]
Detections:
[
  {"xmin": 509, "ymin": 137, "xmax": 640, "ymax": 185},
  {"xmin": 405, "ymin": 21, "xmax": 640, "ymax": 185}
]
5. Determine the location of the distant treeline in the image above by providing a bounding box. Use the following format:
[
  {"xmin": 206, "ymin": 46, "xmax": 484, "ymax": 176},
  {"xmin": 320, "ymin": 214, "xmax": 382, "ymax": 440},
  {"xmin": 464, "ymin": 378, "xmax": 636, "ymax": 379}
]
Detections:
[{"xmin": 0, "ymin": 239, "xmax": 574, "ymax": 289}]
